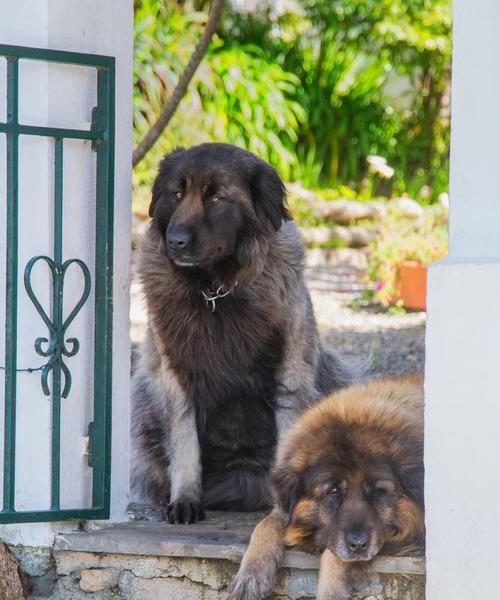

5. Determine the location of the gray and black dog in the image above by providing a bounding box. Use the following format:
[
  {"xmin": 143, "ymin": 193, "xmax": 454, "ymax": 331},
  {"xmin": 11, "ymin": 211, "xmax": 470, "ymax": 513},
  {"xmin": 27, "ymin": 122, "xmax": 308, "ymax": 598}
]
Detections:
[{"xmin": 131, "ymin": 143, "xmax": 357, "ymax": 524}]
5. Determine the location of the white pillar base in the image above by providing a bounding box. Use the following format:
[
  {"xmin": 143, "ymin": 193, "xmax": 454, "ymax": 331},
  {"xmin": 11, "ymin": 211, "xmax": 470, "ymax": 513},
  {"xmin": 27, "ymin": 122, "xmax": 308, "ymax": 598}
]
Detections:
[{"xmin": 425, "ymin": 258, "xmax": 500, "ymax": 599}]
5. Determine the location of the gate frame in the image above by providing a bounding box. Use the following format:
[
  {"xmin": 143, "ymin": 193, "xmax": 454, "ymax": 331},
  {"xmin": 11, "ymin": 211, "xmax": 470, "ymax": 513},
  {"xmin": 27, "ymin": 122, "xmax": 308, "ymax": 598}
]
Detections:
[{"xmin": 0, "ymin": 44, "xmax": 115, "ymax": 523}]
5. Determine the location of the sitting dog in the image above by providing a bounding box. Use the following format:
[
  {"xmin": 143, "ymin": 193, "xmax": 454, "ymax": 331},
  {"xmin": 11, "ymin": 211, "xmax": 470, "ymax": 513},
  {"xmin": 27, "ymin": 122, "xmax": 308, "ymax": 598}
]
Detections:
[
  {"xmin": 130, "ymin": 143, "xmax": 357, "ymax": 523},
  {"xmin": 229, "ymin": 375, "xmax": 424, "ymax": 599}
]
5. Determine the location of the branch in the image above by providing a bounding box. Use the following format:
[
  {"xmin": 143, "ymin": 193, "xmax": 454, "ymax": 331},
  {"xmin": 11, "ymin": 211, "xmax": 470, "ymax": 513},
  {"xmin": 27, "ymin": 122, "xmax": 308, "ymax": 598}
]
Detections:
[{"xmin": 132, "ymin": 0, "xmax": 226, "ymax": 167}]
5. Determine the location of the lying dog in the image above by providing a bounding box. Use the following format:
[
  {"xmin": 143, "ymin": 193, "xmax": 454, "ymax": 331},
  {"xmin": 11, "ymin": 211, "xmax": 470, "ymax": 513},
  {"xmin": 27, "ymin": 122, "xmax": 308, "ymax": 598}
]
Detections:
[
  {"xmin": 131, "ymin": 143, "xmax": 357, "ymax": 523},
  {"xmin": 229, "ymin": 375, "xmax": 424, "ymax": 600}
]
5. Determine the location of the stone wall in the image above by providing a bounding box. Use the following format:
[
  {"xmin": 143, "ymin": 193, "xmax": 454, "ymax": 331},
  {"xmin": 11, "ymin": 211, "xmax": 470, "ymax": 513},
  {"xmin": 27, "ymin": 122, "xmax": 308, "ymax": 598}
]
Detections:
[{"xmin": 12, "ymin": 546, "xmax": 424, "ymax": 600}]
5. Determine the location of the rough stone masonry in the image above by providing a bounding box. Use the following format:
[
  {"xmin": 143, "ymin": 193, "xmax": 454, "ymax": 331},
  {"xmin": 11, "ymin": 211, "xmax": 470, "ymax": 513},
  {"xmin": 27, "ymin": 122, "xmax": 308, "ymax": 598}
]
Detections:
[{"xmin": 6, "ymin": 512, "xmax": 425, "ymax": 599}]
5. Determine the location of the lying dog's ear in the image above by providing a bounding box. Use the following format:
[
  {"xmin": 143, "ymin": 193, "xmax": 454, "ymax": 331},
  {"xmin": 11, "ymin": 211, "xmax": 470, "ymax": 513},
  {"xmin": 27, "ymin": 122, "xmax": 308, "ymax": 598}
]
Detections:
[
  {"xmin": 271, "ymin": 466, "xmax": 303, "ymax": 524},
  {"xmin": 149, "ymin": 147, "xmax": 187, "ymax": 218},
  {"xmin": 397, "ymin": 463, "xmax": 425, "ymax": 510},
  {"xmin": 250, "ymin": 162, "xmax": 291, "ymax": 231}
]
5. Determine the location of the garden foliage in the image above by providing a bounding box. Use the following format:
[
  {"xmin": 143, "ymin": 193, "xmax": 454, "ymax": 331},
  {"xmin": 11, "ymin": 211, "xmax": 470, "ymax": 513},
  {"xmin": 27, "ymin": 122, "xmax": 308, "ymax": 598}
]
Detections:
[{"xmin": 133, "ymin": 0, "xmax": 451, "ymax": 204}]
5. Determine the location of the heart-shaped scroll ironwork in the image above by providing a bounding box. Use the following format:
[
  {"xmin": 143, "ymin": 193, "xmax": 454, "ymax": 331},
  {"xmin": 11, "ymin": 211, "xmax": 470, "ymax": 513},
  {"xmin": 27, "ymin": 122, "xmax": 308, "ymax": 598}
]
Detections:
[{"xmin": 24, "ymin": 255, "xmax": 91, "ymax": 398}]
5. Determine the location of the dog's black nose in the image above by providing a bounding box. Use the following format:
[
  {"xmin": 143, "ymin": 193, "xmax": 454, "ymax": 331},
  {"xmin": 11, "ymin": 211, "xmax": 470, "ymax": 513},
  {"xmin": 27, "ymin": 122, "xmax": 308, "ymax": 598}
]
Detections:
[
  {"xmin": 167, "ymin": 228, "xmax": 192, "ymax": 249},
  {"xmin": 346, "ymin": 531, "xmax": 369, "ymax": 553}
]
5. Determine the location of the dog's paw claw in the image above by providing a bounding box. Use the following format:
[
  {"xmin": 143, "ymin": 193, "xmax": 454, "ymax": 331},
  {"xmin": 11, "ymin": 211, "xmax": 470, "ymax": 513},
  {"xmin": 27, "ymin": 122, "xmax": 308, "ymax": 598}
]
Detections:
[{"xmin": 164, "ymin": 500, "xmax": 205, "ymax": 524}]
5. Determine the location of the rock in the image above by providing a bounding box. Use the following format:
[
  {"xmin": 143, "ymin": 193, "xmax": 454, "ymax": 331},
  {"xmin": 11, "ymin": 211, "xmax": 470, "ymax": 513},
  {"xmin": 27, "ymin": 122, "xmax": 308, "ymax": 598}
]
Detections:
[
  {"xmin": 9, "ymin": 545, "xmax": 52, "ymax": 578},
  {"xmin": 300, "ymin": 227, "xmax": 335, "ymax": 245},
  {"xmin": 79, "ymin": 568, "xmax": 118, "ymax": 593},
  {"xmin": 275, "ymin": 569, "xmax": 318, "ymax": 599},
  {"xmin": 286, "ymin": 182, "xmax": 322, "ymax": 205},
  {"xmin": 366, "ymin": 200, "xmax": 388, "ymax": 220},
  {"xmin": 313, "ymin": 200, "xmax": 379, "ymax": 224},
  {"xmin": 300, "ymin": 226, "xmax": 378, "ymax": 249},
  {"xmin": 0, "ymin": 543, "xmax": 26, "ymax": 599},
  {"xmin": 305, "ymin": 248, "xmax": 368, "ymax": 269},
  {"xmin": 314, "ymin": 199, "xmax": 386, "ymax": 224},
  {"xmin": 388, "ymin": 197, "xmax": 424, "ymax": 219},
  {"xmin": 339, "ymin": 226, "xmax": 378, "ymax": 248},
  {"xmin": 119, "ymin": 574, "xmax": 222, "ymax": 600},
  {"xmin": 52, "ymin": 572, "xmax": 117, "ymax": 600}
]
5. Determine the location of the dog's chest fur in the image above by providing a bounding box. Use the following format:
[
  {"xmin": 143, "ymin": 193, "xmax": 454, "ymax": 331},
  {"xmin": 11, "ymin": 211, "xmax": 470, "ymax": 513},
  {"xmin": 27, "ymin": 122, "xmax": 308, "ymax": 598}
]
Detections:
[{"xmin": 148, "ymin": 280, "xmax": 285, "ymax": 465}]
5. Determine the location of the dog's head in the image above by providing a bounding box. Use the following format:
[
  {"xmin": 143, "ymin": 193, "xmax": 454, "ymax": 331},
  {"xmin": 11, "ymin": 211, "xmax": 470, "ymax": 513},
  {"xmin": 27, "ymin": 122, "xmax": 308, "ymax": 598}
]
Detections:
[
  {"xmin": 272, "ymin": 382, "xmax": 425, "ymax": 562},
  {"xmin": 149, "ymin": 144, "xmax": 290, "ymax": 272}
]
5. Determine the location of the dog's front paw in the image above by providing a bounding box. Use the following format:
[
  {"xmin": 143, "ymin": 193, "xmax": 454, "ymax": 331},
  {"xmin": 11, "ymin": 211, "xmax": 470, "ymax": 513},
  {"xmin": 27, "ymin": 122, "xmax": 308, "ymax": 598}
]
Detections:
[
  {"xmin": 228, "ymin": 570, "xmax": 273, "ymax": 600},
  {"xmin": 164, "ymin": 499, "xmax": 205, "ymax": 524}
]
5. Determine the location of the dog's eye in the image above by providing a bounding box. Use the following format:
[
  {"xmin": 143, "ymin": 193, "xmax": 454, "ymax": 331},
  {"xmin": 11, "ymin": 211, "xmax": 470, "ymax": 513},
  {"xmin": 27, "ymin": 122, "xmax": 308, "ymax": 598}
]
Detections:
[
  {"xmin": 175, "ymin": 191, "xmax": 183, "ymax": 200},
  {"xmin": 328, "ymin": 487, "xmax": 341, "ymax": 497},
  {"xmin": 371, "ymin": 487, "xmax": 388, "ymax": 499},
  {"xmin": 210, "ymin": 195, "xmax": 221, "ymax": 204}
]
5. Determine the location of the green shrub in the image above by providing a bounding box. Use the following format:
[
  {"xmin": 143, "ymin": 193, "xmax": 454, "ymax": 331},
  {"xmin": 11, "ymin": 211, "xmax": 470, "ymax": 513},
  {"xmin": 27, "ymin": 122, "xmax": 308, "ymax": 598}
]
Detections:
[
  {"xmin": 133, "ymin": 0, "xmax": 451, "ymax": 206},
  {"xmin": 133, "ymin": 1, "xmax": 305, "ymax": 205}
]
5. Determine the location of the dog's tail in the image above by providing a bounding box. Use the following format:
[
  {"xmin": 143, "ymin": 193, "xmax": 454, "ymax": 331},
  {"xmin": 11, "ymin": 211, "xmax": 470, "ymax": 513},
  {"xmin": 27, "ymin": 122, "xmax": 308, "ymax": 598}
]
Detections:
[{"xmin": 317, "ymin": 347, "xmax": 368, "ymax": 395}]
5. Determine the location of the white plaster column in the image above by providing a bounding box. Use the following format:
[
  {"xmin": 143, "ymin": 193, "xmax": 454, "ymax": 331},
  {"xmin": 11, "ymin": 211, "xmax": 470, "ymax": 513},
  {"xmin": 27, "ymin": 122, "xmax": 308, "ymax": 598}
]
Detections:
[
  {"xmin": 0, "ymin": 0, "xmax": 133, "ymax": 545},
  {"xmin": 425, "ymin": 0, "xmax": 500, "ymax": 597}
]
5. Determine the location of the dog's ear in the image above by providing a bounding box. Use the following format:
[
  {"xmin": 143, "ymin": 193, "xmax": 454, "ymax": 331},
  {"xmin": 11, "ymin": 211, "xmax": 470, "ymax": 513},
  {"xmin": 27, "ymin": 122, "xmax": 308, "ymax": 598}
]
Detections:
[
  {"xmin": 397, "ymin": 463, "xmax": 425, "ymax": 509},
  {"xmin": 391, "ymin": 425, "xmax": 425, "ymax": 509},
  {"xmin": 271, "ymin": 465, "xmax": 303, "ymax": 524},
  {"xmin": 250, "ymin": 162, "xmax": 291, "ymax": 231},
  {"xmin": 149, "ymin": 147, "xmax": 187, "ymax": 218}
]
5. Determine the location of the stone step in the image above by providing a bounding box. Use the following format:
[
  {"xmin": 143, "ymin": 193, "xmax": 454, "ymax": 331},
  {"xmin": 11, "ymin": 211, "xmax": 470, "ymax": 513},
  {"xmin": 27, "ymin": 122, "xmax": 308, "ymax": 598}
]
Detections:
[{"xmin": 34, "ymin": 511, "xmax": 425, "ymax": 599}]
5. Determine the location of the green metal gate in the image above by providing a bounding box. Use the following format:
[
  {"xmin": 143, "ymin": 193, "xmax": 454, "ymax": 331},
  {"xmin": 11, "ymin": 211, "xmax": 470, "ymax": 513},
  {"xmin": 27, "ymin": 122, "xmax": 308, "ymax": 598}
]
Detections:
[{"xmin": 0, "ymin": 44, "xmax": 115, "ymax": 523}]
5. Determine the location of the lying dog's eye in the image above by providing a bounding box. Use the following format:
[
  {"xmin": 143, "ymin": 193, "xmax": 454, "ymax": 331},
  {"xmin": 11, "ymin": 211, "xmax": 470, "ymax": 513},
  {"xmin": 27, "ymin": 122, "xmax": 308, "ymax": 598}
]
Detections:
[
  {"xmin": 210, "ymin": 195, "xmax": 221, "ymax": 204},
  {"xmin": 371, "ymin": 487, "xmax": 387, "ymax": 499},
  {"xmin": 315, "ymin": 481, "xmax": 343, "ymax": 498},
  {"xmin": 175, "ymin": 191, "xmax": 183, "ymax": 200}
]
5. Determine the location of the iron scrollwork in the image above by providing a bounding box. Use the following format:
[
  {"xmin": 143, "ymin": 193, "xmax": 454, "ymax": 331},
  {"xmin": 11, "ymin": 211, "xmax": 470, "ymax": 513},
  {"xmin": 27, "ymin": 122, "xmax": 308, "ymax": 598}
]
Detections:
[{"xmin": 23, "ymin": 256, "xmax": 91, "ymax": 398}]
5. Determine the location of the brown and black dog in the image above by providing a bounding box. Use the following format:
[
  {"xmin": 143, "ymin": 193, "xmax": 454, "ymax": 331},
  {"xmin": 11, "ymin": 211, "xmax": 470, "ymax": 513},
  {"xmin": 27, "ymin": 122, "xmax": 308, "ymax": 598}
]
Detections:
[{"xmin": 229, "ymin": 375, "xmax": 425, "ymax": 600}]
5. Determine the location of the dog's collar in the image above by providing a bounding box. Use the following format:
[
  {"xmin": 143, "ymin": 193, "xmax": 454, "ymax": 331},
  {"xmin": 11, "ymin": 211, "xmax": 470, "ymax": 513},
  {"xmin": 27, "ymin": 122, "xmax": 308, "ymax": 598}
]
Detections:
[{"xmin": 201, "ymin": 281, "xmax": 239, "ymax": 313}]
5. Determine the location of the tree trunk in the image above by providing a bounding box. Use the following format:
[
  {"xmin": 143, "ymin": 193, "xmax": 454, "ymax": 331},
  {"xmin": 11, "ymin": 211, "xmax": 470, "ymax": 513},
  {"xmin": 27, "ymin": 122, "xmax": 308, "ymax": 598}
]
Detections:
[{"xmin": 132, "ymin": 0, "xmax": 225, "ymax": 167}]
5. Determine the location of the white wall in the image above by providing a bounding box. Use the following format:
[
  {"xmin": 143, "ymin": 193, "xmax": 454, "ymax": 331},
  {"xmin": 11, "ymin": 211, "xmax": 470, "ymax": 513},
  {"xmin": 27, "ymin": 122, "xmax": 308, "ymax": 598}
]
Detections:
[
  {"xmin": 425, "ymin": 0, "xmax": 500, "ymax": 597},
  {"xmin": 0, "ymin": 0, "xmax": 133, "ymax": 545},
  {"xmin": 447, "ymin": 0, "xmax": 500, "ymax": 259}
]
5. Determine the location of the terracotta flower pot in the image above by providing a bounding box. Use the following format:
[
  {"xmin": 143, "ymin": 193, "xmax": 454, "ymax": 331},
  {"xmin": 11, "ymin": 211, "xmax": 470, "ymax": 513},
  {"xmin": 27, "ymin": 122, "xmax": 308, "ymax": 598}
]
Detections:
[{"xmin": 397, "ymin": 261, "xmax": 427, "ymax": 311}]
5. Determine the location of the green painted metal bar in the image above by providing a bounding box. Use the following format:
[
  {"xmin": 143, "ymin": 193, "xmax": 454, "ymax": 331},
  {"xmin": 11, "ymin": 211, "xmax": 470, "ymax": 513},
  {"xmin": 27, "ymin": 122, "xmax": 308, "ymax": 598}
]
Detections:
[
  {"xmin": 0, "ymin": 507, "xmax": 107, "ymax": 525},
  {"xmin": 50, "ymin": 138, "xmax": 63, "ymax": 511},
  {"xmin": 104, "ymin": 63, "xmax": 115, "ymax": 515},
  {"xmin": 3, "ymin": 57, "xmax": 19, "ymax": 513},
  {"xmin": 0, "ymin": 123, "xmax": 104, "ymax": 141},
  {"xmin": 91, "ymin": 66, "xmax": 113, "ymax": 516},
  {"xmin": 0, "ymin": 44, "xmax": 114, "ymax": 67}
]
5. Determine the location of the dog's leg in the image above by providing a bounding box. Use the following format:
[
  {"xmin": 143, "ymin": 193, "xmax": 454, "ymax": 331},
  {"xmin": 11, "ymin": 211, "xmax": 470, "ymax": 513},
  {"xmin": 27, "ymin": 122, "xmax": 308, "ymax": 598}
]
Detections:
[
  {"xmin": 273, "ymin": 319, "xmax": 323, "ymax": 439},
  {"xmin": 228, "ymin": 509, "xmax": 286, "ymax": 600},
  {"xmin": 165, "ymin": 404, "xmax": 204, "ymax": 523},
  {"xmin": 275, "ymin": 366, "xmax": 320, "ymax": 440},
  {"xmin": 316, "ymin": 550, "xmax": 351, "ymax": 600},
  {"xmin": 158, "ymin": 361, "xmax": 204, "ymax": 524}
]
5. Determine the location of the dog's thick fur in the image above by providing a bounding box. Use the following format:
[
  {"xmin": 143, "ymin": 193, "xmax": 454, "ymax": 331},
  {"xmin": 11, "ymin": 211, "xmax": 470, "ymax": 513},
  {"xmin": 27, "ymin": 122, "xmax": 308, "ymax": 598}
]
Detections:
[
  {"xmin": 229, "ymin": 376, "xmax": 425, "ymax": 600},
  {"xmin": 131, "ymin": 144, "xmax": 356, "ymax": 523}
]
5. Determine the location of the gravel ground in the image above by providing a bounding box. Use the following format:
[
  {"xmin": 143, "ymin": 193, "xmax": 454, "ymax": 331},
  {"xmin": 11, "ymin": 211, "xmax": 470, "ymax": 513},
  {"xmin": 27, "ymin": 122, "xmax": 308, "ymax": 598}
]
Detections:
[
  {"xmin": 130, "ymin": 262, "xmax": 425, "ymax": 379},
  {"xmin": 306, "ymin": 265, "xmax": 426, "ymax": 377}
]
